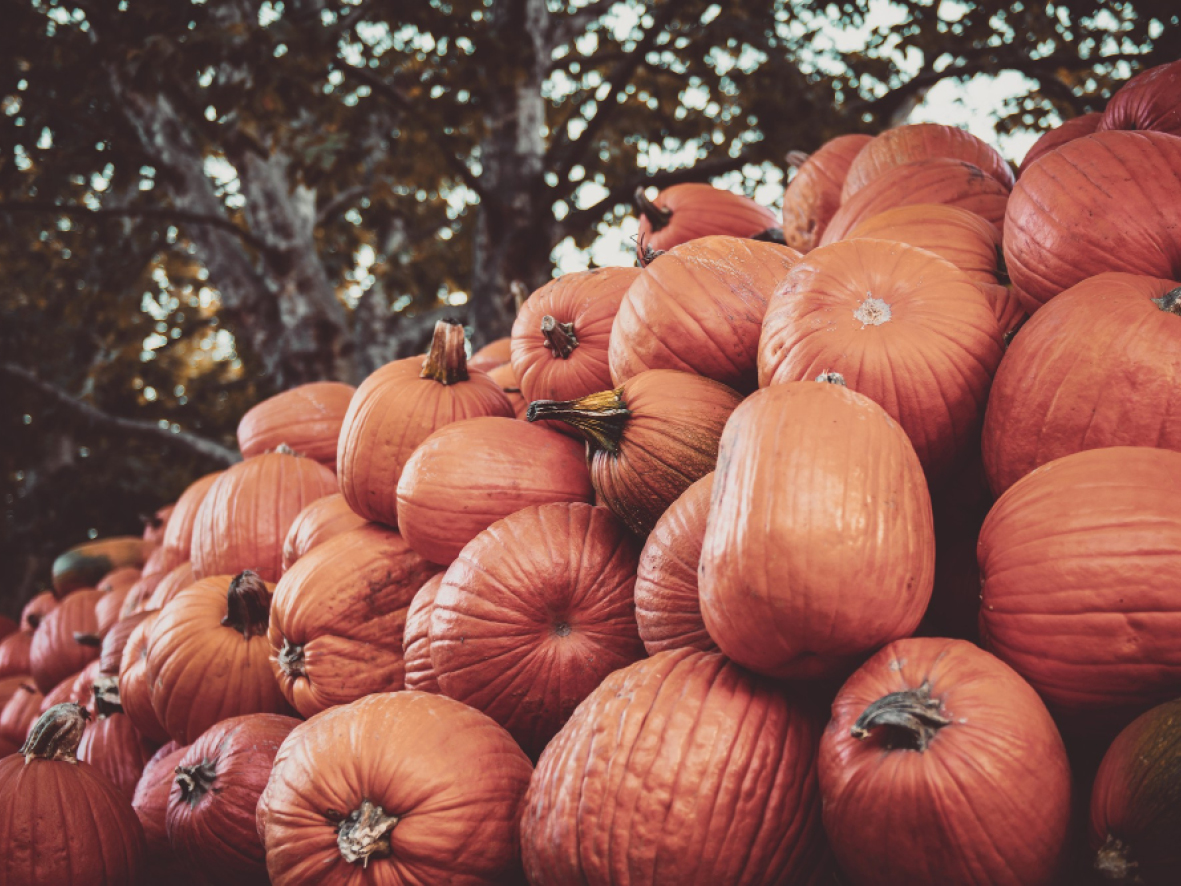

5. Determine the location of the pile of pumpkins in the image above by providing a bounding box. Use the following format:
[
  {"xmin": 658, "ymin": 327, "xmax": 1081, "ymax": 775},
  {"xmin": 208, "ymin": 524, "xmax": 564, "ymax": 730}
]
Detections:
[{"xmin": 3, "ymin": 58, "xmax": 1181, "ymax": 886}]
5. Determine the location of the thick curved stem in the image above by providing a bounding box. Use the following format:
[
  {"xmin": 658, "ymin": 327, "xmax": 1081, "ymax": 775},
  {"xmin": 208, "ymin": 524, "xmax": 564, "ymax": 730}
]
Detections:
[
  {"xmin": 541, "ymin": 315, "xmax": 579, "ymax": 359},
  {"xmin": 633, "ymin": 187, "xmax": 673, "ymax": 231},
  {"xmin": 278, "ymin": 638, "xmax": 307, "ymax": 678},
  {"xmin": 1152, "ymin": 286, "xmax": 1181, "ymax": 316},
  {"xmin": 337, "ymin": 798, "xmax": 400, "ymax": 867},
  {"xmin": 420, "ymin": 319, "xmax": 470, "ymax": 384},
  {"xmin": 175, "ymin": 758, "xmax": 218, "ymax": 807},
  {"xmin": 222, "ymin": 571, "xmax": 271, "ymax": 640},
  {"xmin": 851, "ymin": 680, "xmax": 951, "ymax": 752},
  {"xmin": 91, "ymin": 676, "xmax": 123, "ymax": 718},
  {"xmin": 526, "ymin": 388, "xmax": 629, "ymax": 455},
  {"xmin": 21, "ymin": 703, "xmax": 90, "ymax": 763}
]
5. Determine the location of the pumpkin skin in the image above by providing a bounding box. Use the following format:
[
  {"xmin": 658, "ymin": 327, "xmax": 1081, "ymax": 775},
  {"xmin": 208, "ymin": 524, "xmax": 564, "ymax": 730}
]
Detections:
[
  {"xmin": 21, "ymin": 589, "xmax": 57, "ymax": 630},
  {"xmin": 431, "ymin": 502, "xmax": 644, "ymax": 758},
  {"xmin": 759, "ymin": 239, "xmax": 1004, "ymax": 481},
  {"xmin": 981, "ymin": 273, "xmax": 1181, "ymax": 496},
  {"xmin": 979, "ymin": 447, "xmax": 1181, "ymax": 735},
  {"xmin": 0, "ymin": 629, "xmax": 33, "ymax": 678},
  {"xmin": 190, "ymin": 450, "xmax": 338, "ymax": 582},
  {"xmin": 118, "ymin": 611, "xmax": 171, "ymax": 744},
  {"xmin": 337, "ymin": 319, "xmax": 514, "ymax": 527},
  {"xmin": 162, "ymin": 470, "xmax": 223, "ymax": 565},
  {"xmin": 167, "ymin": 713, "xmax": 300, "ymax": 886},
  {"xmin": 487, "ymin": 361, "xmax": 529, "ymax": 418},
  {"xmin": 782, "ymin": 133, "xmax": 873, "ymax": 251},
  {"xmin": 96, "ymin": 565, "xmax": 141, "ymax": 596},
  {"xmin": 133, "ymin": 739, "xmax": 187, "ymax": 858},
  {"xmin": 51, "ymin": 536, "xmax": 147, "ymax": 596},
  {"xmin": 0, "ymin": 681, "xmax": 42, "ymax": 746},
  {"xmin": 634, "ymin": 472, "xmax": 718, "ymax": 655},
  {"xmin": 1098, "ymin": 59, "xmax": 1181, "ymax": 137},
  {"xmin": 397, "ymin": 416, "xmax": 594, "ymax": 565},
  {"xmin": 99, "ymin": 612, "xmax": 151, "ymax": 676},
  {"xmin": 280, "ymin": 493, "xmax": 367, "ymax": 573},
  {"xmin": 634, "ymin": 182, "xmax": 781, "ymax": 254},
  {"xmin": 144, "ymin": 560, "xmax": 197, "ymax": 611},
  {"xmin": 1004, "ymin": 130, "xmax": 1181, "ymax": 312},
  {"xmin": 1018, "ymin": 111, "xmax": 1102, "ymax": 174},
  {"xmin": 30, "ymin": 587, "xmax": 103, "ymax": 693},
  {"xmin": 818, "ymin": 637, "xmax": 1071, "ymax": 886},
  {"xmin": 1, "ymin": 704, "xmax": 146, "ymax": 885},
  {"xmin": 269, "ymin": 524, "xmax": 441, "ymax": 717},
  {"xmin": 237, "ymin": 380, "xmax": 356, "ymax": 469},
  {"xmin": 93, "ymin": 584, "xmax": 131, "ymax": 637},
  {"xmin": 512, "ymin": 266, "xmax": 639, "ymax": 404},
  {"xmin": 38, "ymin": 667, "xmax": 90, "ymax": 718},
  {"xmin": 120, "ymin": 547, "xmax": 173, "ymax": 617},
  {"xmin": 468, "ymin": 335, "xmax": 513, "ymax": 372},
  {"xmin": 257, "ymin": 691, "xmax": 534, "ymax": 886},
  {"xmin": 1089, "ymin": 696, "xmax": 1181, "ymax": 884},
  {"xmin": 146, "ymin": 572, "xmax": 292, "ymax": 744},
  {"xmin": 78, "ymin": 679, "xmax": 157, "ymax": 800},
  {"xmin": 403, "ymin": 574, "xmax": 444, "ymax": 693},
  {"xmin": 608, "ymin": 236, "xmax": 803, "ymax": 393},
  {"xmin": 528, "ymin": 370, "xmax": 742, "ymax": 537},
  {"xmin": 521, "ymin": 648, "xmax": 830, "ymax": 886},
  {"xmin": 142, "ymin": 503, "xmax": 174, "ymax": 547},
  {"xmin": 699, "ymin": 382, "xmax": 935, "ymax": 680}
]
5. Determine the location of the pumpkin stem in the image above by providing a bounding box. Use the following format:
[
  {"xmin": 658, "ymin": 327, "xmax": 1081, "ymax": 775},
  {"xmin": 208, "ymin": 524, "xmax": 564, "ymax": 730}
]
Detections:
[
  {"xmin": 175, "ymin": 758, "xmax": 218, "ymax": 807},
  {"xmin": 636, "ymin": 239, "xmax": 666, "ymax": 268},
  {"xmin": 541, "ymin": 315, "xmax": 579, "ymax": 359},
  {"xmin": 851, "ymin": 680, "xmax": 951, "ymax": 752},
  {"xmin": 1151, "ymin": 286, "xmax": 1181, "ymax": 316},
  {"xmin": 73, "ymin": 632, "xmax": 103, "ymax": 648},
  {"xmin": 634, "ymin": 187, "xmax": 673, "ymax": 231},
  {"xmin": 337, "ymin": 798, "xmax": 400, "ymax": 867},
  {"xmin": 815, "ymin": 371, "xmax": 847, "ymax": 387},
  {"xmin": 273, "ymin": 442, "xmax": 304, "ymax": 457},
  {"xmin": 526, "ymin": 388, "xmax": 629, "ymax": 455},
  {"xmin": 853, "ymin": 297, "xmax": 892, "ymax": 326},
  {"xmin": 20, "ymin": 703, "xmax": 90, "ymax": 764},
  {"xmin": 91, "ymin": 676, "xmax": 123, "ymax": 718},
  {"xmin": 221, "ymin": 571, "xmax": 271, "ymax": 640},
  {"xmin": 751, "ymin": 227, "xmax": 788, "ymax": 245},
  {"xmin": 785, "ymin": 150, "xmax": 810, "ymax": 169},
  {"xmin": 1095, "ymin": 834, "xmax": 1137, "ymax": 881},
  {"xmin": 278, "ymin": 638, "xmax": 307, "ymax": 678},
  {"xmin": 420, "ymin": 319, "xmax": 470, "ymax": 385}
]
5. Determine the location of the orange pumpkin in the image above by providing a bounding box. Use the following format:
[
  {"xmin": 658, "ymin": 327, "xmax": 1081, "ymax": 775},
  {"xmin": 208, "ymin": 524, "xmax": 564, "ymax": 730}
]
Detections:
[
  {"xmin": 21, "ymin": 591, "xmax": 56, "ymax": 631},
  {"xmin": 781, "ymin": 133, "xmax": 873, "ymax": 251},
  {"xmin": 237, "ymin": 381, "xmax": 356, "ymax": 470},
  {"xmin": 0, "ymin": 630, "xmax": 33, "ymax": 679},
  {"xmin": 117, "ymin": 612, "xmax": 170, "ymax": 744},
  {"xmin": 161, "ymin": 471, "xmax": 223, "ymax": 566},
  {"xmin": 30, "ymin": 588, "xmax": 103, "ymax": 693},
  {"xmin": 402, "ymin": 574, "xmax": 443, "ymax": 694},
  {"xmin": 143, "ymin": 560, "xmax": 197, "ymax": 611},
  {"xmin": 1019, "ymin": 112, "xmax": 1102, "ymax": 174},
  {"xmin": 634, "ymin": 182, "xmax": 781, "ymax": 254},
  {"xmin": 1098, "ymin": 59, "xmax": 1181, "ymax": 137},
  {"xmin": 78, "ymin": 677, "xmax": 157, "ymax": 800},
  {"xmin": 468, "ymin": 335, "xmax": 513, "ymax": 372},
  {"xmin": 487, "ymin": 361, "xmax": 529, "ymax": 418},
  {"xmin": 0, "ymin": 681, "xmax": 42, "ymax": 747},
  {"xmin": 280, "ymin": 493, "xmax": 368, "ymax": 573}
]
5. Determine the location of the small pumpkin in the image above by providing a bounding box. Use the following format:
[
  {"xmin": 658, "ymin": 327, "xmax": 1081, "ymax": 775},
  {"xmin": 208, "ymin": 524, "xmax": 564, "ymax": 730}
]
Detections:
[
  {"xmin": 96, "ymin": 566, "xmax": 141, "ymax": 596},
  {"xmin": 237, "ymin": 381, "xmax": 356, "ymax": 470},
  {"xmin": 30, "ymin": 587, "xmax": 103, "ymax": 693},
  {"xmin": 1019, "ymin": 111, "xmax": 1102, "ymax": 174},
  {"xmin": 634, "ymin": 182, "xmax": 782, "ymax": 254},
  {"xmin": 133, "ymin": 740, "xmax": 187, "ymax": 859},
  {"xmin": 38, "ymin": 666, "xmax": 91, "ymax": 718},
  {"xmin": 1098, "ymin": 59, "xmax": 1181, "ymax": 137},
  {"xmin": 99, "ymin": 611, "xmax": 152, "ymax": 676},
  {"xmin": 0, "ymin": 681, "xmax": 42, "ymax": 747},
  {"xmin": 487, "ymin": 360, "xmax": 529, "ymax": 418},
  {"xmin": 118, "ymin": 612, "xmax": 170, "ymax": 744},
  {"xmin": 120, "ymin": 547, "xmax": 173, "ymax": 617},
  {"xmin": 78, "ymin": 676, "xmax": 157, "ymax": 800},
  {"xmin": 280, "ymin": 493, "xmax": 367, "ymax": 573},
  {"xmin": 402, "ymin": 574, "xmax": 444, "ymax": 693},
  {"xmin": 781, "ymin": 133, "xmax": 873, "ymax": 251},
  {"xmin": 0, "ymin": 629, "xmax": 33, "ymax": 679},
  {"xmin": 51, "ymin": 536, "xmax": 147, "ymax": 597},
  {"xmin": 161, "ymin": 470, "xmax": 224, "ymax": 565},
  {"xmin": 468, "ymin": 335, "xmax": 513, "ymax": 372},
  {"xmin": 21, "ymin": 590, "xmax": 56, "ymax": 631}
]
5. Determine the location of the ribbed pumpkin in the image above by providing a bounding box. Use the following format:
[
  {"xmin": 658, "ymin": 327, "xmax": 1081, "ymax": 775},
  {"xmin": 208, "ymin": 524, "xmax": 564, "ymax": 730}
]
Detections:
[
  {"xmin": 396, "ymin": 416, "xmax": 593, "ymax": 564},
  {"xmin": 257, "ymin": 692, "xmax": 534, "ymax": 885},
  {"xmin": 167, "ymin": 714, "xmax": 300, "ymax": 886},
  {"xmin": 99, "ymin": 612, "xmax": 151, "ymax": 676},
  {"xmin": 634, "ymin": 182, "xmax": 781, "ymax": 254},
  {"xmin": 120, "ymin": 546, "xmax": 173, "ymax": 616},
  {"xmin": 51, "ymin": 536, "xmax": 147, "ymax": 596},
  {"xmin": 1004, "ymin": 130, "xmax": 1181, "ymax": 312},
  {"xmin": 402, "ymin": 574, "xmax": 443, "ymax": 693},
  {"xmin": 608, "ymin": 236, "xmax": 802, "ymax": 393},
  {"xmin": 521, "ymin": 649, "xmax": 830, "ymax": 886},
  {"xmin": 0, "ymin": 674, "xmax": 28, "ymax": 716},
  {"xmin": 487, "ymin": 361, "xmax": 528, "ymax": 418},
  {"xmin": 133, "ymin": 740, "xmax": 187, "ymax": 858},
  {"xmin": 37, "ymin": 667, "xmax": 87, "ymax": 719},
  {"xmin": 280, "ymin": 493, "xmax": 367, "ymax": 573},
  {"xmin": 0, "ymin": 704, "xmax": 145, "ymax": 885},
  {"xmin": 237, "ymin": 381, "xmax": 356, "ymax": 469},
  {"xmin": 634, "ymin": 472, "xmax": 718, "ymax": 655},
  {"xmin": 781, "ymin": 133, "xmax": 873, "ymax": 252},
  {"xmin": 144, "ymin": 560, "xmax": 197, "ymax": 611},
  {"xmin": 146, "ymin": 571, "xmax": 291, "ymax": 744},
  {"xmin": 1098, "ymin": 59, "xmax": 1181, "ymax": 137},
  {"xmin": 337, "ymin": 319, "xmax": 514, "ymax": 527},
  {"xmin": 982, "ymin": 273, "xmax": 1181, "ymax": 495},
  {"xmin": 93, "ymin": 584, "xmax": 131, "ymax": 637},
  {"xmin": 511, "ymin": 267, "xmax": 639, "ymax": 404},
  {"xmin": 528, "ymin": 369, "xmax": 742, "ymax": 537},
  {"xmin": 30, "ymin": 587, "xmax": 103, "ymax": 693},
  {"xmin": 979, "ymin": 447, "xmax": 1181, "ymax": 735},
  {"xmin": 162, "ymin": 470, "xmax": 223, "ymax": 565},
  {"xmin": 468, "ymin": 335, "xmax": 513, "ymax": 372},
  {"xmin": 269, "ymin": 524, "xmax": 440, "ymax": 717},
  {"xmin": 699, "ymin": 381, "xmax": 934, "ymax": 680},
  {"xmin": 96, "ymin": 566, "xmax": 141, "ymax": 596},
  {"xmin": 78, "ymin": 676, "xmax": 157, "ymax": 800},
  {"xmin": 819, "ymin": 637, "xmax": 1071, "ymax": 886},
  {"xmin": 1018, "ymin": 111, "xmax": 1102, "ymax": 174},
  {"xmin": 1090, "ymin": 696, "xmax": 1181, "ymax": 884},
  {"xmin": 0, "ymin": 629, "xmax": 33, "ymax": 678},
  {"xmin": 190, "ymin": 450, "xmax": 337, "ymax": 582},
  {"xmin": 758, "ymin": 239, "xmax": 1004, "ymax": 481},
  {"xmin": 432, "ymin": 502, "xmax": 644, "ymax": 758},
  {"xmin": 0, "ymin": 681, "xmax": 42, "ymax": 747},
  {"xmin": 117, "ymin": 611, "xmax": 170, "ymax": 744},
  {"xmin": 22, "ymin": 590, "xmax": 57, "ymax": 630}
]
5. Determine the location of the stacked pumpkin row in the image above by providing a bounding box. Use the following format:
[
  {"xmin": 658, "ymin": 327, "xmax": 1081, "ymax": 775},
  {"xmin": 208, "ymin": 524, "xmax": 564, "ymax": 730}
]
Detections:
[{"xmin": 5, "ymin": 57, "xmax": 1181, "ymax": 886}]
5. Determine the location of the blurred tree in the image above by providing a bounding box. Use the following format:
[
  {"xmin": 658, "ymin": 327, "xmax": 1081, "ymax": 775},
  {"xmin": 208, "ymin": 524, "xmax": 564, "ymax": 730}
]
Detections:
[{"xmin": 1, "ymin": 0, "xmax": 1177, "ymax": 611}]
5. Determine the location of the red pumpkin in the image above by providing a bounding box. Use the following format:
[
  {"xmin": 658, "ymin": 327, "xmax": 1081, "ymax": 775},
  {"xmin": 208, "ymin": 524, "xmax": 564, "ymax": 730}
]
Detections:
[
  {"xmin": 1019, "ymin": 111, "xmax": 1102, "ymax": 174},
  {"xmin": 58, "ymin": 659, "xmax": 104, "ymax": 717},
  {"xmin": 269, "ymin": 524, "xmax": 441, "ymax": 717},
  {"xmin": 528, "ymin": 369, "xmax": 742, "ymax": 537},
  {"xmin": 397, "ymin": 416, "xmax": 593, "ymax": 564},
  {"xmin": 30, "ymin": 587, "xmax": 102, "ymax": 693},
  {"xmin": 0, "ymin": 629, "xmax": 33, "ymax": 678},
  {"xmin": 142, "ymin": 503, "xmax": 174, "ymax": 547},
  {"xmin": 93, "ymin": 583, "xmax": 131, "ymax": 637},
  {"xmin": 468, "ymin": 335, "xmax": 513, "ymax": 372},
  {"xmin": 403, "ymin": 574, "xmax": 443, "ymax": 693},
  {"xmin": 167, "ymin": 713, "xmax": 300, "ymax": 885},
  {"xmin": 144, "ymin": 560, "xmax": 197, "ymax": 611},
  {"xmin": 1099, "ymin": 59, "xmax": 1181, "ymax": 137},
  {"xmin": 21, "ymin": 590, "xmax": 56, "ymax": 631},
  {"xmin": 2, "ymin": 704, "xmax": 146, "ymax": 883},
  {"xmin": 819, "ymin": 637, "xmax": 1071, "ymax": 886},
  {"xmin": 609, "ymin": 236, "xmax": 802, "ymax": 393},
  {"xmin": 634, "ymin": 182, "xmax": 781, "ymax": 254},
  {"xmin": 78, "ymin": 676, "xmax": 157, "ymax": 800},
  {"xmin": 280, "ymin": 493, "xmax": 367, "ymax": 573},
  {"xmin": 700, "ymin": 380, "xmax": 934, "ymax": 680},
  {"xmin": 237, "ymin": 381, "xmax": 356, "ymax": 470},
  {"xmin": 162, "ymin": 470, "xmax": 223, "ymax": 565},
  {"xmin": 432, "ymin": 502, "xmax": 644, "ymax": 757},
  {"xmin": 99, "ymin": 611, "xmax": 151, "ymax": 676},
  {"xmin": 258, "ymin": 692, "xmax": 534, "ymax": 885},
  {"xmin": 0, "ymin": 681, "xmax": 42, "ymax": 747},
  {"xmin": 133, "ymin": 740, "xmax": 187, "ymax": 858},
  {"xmin": 118, "ymin": 611, "xmax": 170, "ymax": 744},
  {"xmin": 781, "ymin": 133, "xmax": 873, "ymax": 251},
  {"xmin": 38, "ymin": 668, "xmax": 88, "ymax": 718},
  {"xmin": 522, "ymin": 649, "xmax": 830, "ymax": 885}
]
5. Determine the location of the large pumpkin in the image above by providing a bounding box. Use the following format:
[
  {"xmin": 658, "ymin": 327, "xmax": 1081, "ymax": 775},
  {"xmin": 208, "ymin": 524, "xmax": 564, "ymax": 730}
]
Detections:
[
  {"xmin": 30, "ymin": 587, "xmax": 103, "ymax": 693},
  {"xmin": 699, "ymin": 380, "xmax": 934, "ymax": 680},
  {"xmin": 77, "ymin": 676, "xmax": 157, "ymax": 800},
  {"xmin": 1018, "ymin": 111, "xmax": 1102, "ymax": 174},
  {"xmin": 634, "ymin": 182, "xmax": 781, "ymax": 254},
  {"xmin": 608, "ymin": 236, "xmax": 802, "ymax": 393},
  {"xmin": 431, "ymin": 502, "xmax": 644, "ymax": 757},
  {"xmin": 257, "ymin": 692, "xmax": 534, "ymax": 885},
  {"xmin": 402, "ymin": 574, "xmax": 443, "ymax": 693},
  {"xmin": 819, "ymin": 637, "xmax": 1071, "ymax": 886},
  {"xmin": 161, "ymin": 471, "xmax": 223, "ymax": 565},
  {"xmin": 237, "ymin": 381, "xmax": 356, "ymax": 470},
  {"xmin": 1098, "ymin": 59, "xmax": 1181, "ymax": 137},
  {"xmin": 781, "ymin": 133, "xmax": 873, "ymax": 251},
  {"xmin": 280, "ymin": 493, "xmax": 367, "ymax": 573},
  {"xmin": 521, "ymin": 649, "xmax": 830, "ymax": 885},
  {"xmin": 117, "ymin": 611, "xmax": 170, "ymax": 744}
]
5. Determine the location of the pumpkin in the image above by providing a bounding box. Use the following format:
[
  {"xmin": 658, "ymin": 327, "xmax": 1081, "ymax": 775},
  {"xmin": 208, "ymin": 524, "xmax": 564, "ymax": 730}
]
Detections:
[
  {"xmin": 141, "ymin": 503, "xmax": 174, "ymax": 547},
  {"xmin": 981, "ymin": 273, "xmax": 1181, "ymax": 495},
  {"xmin": 78, "ymin": 676, "xmax": 157, "ymax": 800},
  {"xmin": 269, "ymin": 524, "xmax": 440, "ymax": 717},
  {"xmin": 29, "ymin": 587, "xmax": 103, "ymax": 693},
  {"xmin": 99, "ymin": 611, "xmax": 151, "ymax": 676},
  {"xmin": 133, "ymin": 740, "xmax": 187, "ymax": 858},
  {"xmin": 120, "ymin": 547, "xmax": 173, "ymax": 617},
  {"xmin": 511, "ymin": 266, "xmax": 639, "ymax": 404},
  {"xmin": 522, "ymin": 648, "xmax": 830, "ymax": 885},
  {"xmin": 146, "ymin": 571, "xmax": 291, "ymax": 744},
  {"xmin": 634, "ymin": 472, "xmax": 718, "ymax": 655},
  {"xmin": 237, "ymin": 380, "xmax": 356, "ymax": 470},
  {"xmin": 280, "ymin": 493, "xmax": 367, "ymax": 573},
  {"xmin": 402, "ymin": 574, "xmax": 444, "ymax": 693},
  {"xmin": 0, "ymin": 674, "xmax": 28, "ymax": 714},
  {"xmin": 819, "ymin": 637, "xmax": 1071, "ymax": 886},
  {"xmin": 144, "ymin": 560, "xmax": 197, "ymax": 611},
  {"xmin": 758, "ymin": 238, "xmax": 1004, "ymax": 481},
  {"xmin": 38, "ymin": 667, "xmax": 89, "ymax": 718},
  {"xmin": 118, "ymin": 611, "xmax": 171, "ymax": 745},
  {"xmin": 0, "ymin": 630, "xmax": 33, "ymax": 678},
  {"xmin": 21, "ymin": 590, "xmax": 56, "ymax": 630},
  {"xmin": 487, "ymin": 360, "xmax": 529, "ymax": 418},
  {"xmin": 608, "ymin": 236, "xmax": 802, "ymax": 393},
  {"xmin": 396, "ymin": 416, "xmax": 593, "ymax": 564},
  {"xmin": 634, "ymin": 182, "xmax": 782, "ymax": 254},
  {"xmin": 257, "ymin": 692, "xmax": 534, "ymax": 885},
  {"xmin": 781, "ymin": 133, "xmax": 873, "ymax": 251},
  {"xmin": 699, "ymin": 380, "xmax": 934, "ymax": 680},
  {"xmin": 0, "ymin": 616, "xmax": 14, "ymax": 642},
  {"xmin": 0, "ymin": 680, "xmax": 41, "ymax": 746},
  {"xmin": 337, "ymin": 319, "xmax": 514, "ymax": 527},
  {"xmin": 528, "ymin": 369, "xmax": 742, "ymax": 536},
  {"xmin": 1089, "ymin": 696, "xmax": 1181, "ymax": 884},
  {"xmin": 51, "ymin": 536, "xmax": 147, "ymax": 596},
  {"xmin": 1019, "ymin": 111, "xmax": 1102, "ymax": 174},
  {"xmin": 190, "ymin": 449, "xmax": 337, "ymax": 582},
  {"xmin": 432, "ymin": 502, "xmax": 644, "ymax": 757},
  {"xmin": 167, "ymin": 713, "xmax": 300, "ymax": 885},
  {"xmin": 96, "ymin": 566, "xmax": 141, "ymax": 596},
  {"xmin": 1004, "ymin": 130, "xmax": 1181, "ymax": 312},
  {"xmin": 468, "ymin": 335, "xmax": 513, "ymax": 372},
  {"xmin": 162, "ymin": 470, "xmax": 223, "ymax": 565},
  {"xmin": 821, "ymin": 158, "xmax": 1010, "ymax": 245},
  {"xmin": 1098, "ymin": 59, "xmax": 1181, "ymax": 137},
  {"xmin": 93, "ymin": 583, "xmax": 131, "ymax": 637}
]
